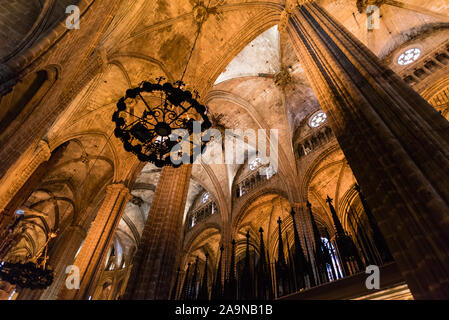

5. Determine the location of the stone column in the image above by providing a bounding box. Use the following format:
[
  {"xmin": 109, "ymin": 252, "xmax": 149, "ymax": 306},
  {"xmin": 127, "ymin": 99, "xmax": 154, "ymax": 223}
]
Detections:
[
  {"xmin": 292, "ymin": 203, "xmax": 314, "ymax": 254},
  {"xmin": 40, "ymin": 225, "xmax": 86, "ymax": 300},
  {"xmin": 16, "ymin": 225, "xmax": 86, "ymax": 300},
  {"xmin": 57, "ymin": 183, "xmax": 131, "ymax": 300},
  {"xmin": 292, "ymin": 202, "xmax": 316, "ymax": 287},
  {"xmin": 284, "ymin": 2, "xmax": 449, "ymax": 299},
  {"xmin": 221, "ymin": 225, "xmax": 233, "ymax": 289},
  {"xmin": 124, "ymin": 165, "xmax": 192, "ymax": 300},
  {"xmin": 0, "ymin": 140, "xmax": 51, "ymax": 225}
]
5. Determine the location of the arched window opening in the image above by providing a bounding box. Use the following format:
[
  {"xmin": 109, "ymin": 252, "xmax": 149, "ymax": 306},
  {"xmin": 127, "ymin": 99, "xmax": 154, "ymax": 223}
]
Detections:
[
  {"xmin": 309, "ymin": 111, "xmax": 327, "ymax": 128},
  {"xmin": 321, "ymin": 237, "xmax": 343, "ymax": 281},
  {"xmin": 235, "ymin": 165, "xmax": 276, "ymax": 199},
  {"xmin": 202, "ymin": 192, "xmax": 210, "ymax": 203},
  {"xmin": 0, "ymin": 70, "xmax": 49, "ymax": 131},
  {"xmin": 398, "ymin": 48, "xmax": 421, "ymax": 66},
  {"xmin": 187, "ymin": 201, "xmax": 218, "ymax": 230}
]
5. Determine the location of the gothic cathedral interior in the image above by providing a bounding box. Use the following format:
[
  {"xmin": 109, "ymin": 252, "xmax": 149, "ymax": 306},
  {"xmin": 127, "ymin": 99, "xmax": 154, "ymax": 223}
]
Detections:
[{"xmin": 1, "ymin": 0, "xmax": 449, "ymax": 301}]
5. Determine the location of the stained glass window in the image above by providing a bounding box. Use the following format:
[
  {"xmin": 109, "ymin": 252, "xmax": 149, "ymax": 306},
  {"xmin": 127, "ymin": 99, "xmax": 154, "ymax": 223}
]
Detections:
[
  {"xmin": 398, "ymin": 48, "xmax": 421, "ymax": 66},
  {"xmin": 249, "ymin": 158, "xmax": 261, "ymax": 171},
  {"xmin": 309, "ymin": 111, "xmax": 327, "ymax": 128},
  {"xmin": 202, "ymin": 192, "xmax": 210, "ymax": 203}
]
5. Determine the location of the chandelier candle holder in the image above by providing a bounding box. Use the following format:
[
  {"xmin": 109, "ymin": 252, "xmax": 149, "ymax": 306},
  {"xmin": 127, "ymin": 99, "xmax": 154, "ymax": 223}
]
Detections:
[
  {"xmin": 0, "ymin": 261, "xmax": 54, "ymax": 290},
  {"xmin": 113, "ymin": 78, "xmax": 212, "ymax": 167}
]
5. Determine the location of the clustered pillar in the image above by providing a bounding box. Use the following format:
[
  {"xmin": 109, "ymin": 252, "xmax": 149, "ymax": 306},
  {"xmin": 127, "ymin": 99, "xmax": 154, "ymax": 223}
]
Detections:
[
  {"xmin": 57, "ymin": 183, "xmax": 130, "ymax": 300},
  {"xmin": 285, "ymin": 2, "xmax": 449, "ymax": 299},
  {"xmin": 40, "ymin": 226, "xmax": 86, "ymax": 300},
  {"xmin": 124, "ymin": 165, "xmax": 192, "ymax": 299},
  {"xmin": 0, "ymin": 140, "xmax": 52, "ymax": 228}
]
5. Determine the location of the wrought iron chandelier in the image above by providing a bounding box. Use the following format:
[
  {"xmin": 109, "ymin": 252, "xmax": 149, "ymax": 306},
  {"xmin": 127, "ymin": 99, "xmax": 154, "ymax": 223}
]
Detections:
[
  {"xmin": 113, "ymin": 79, "xmax": 212, "ymax": 168},
  {"xmin": 0, "ymin": 261, "xmax": 54, "ymax": 290},
  {"xmin": 113, "ymin": 3, "xmax": 213, "ymax": 168},
  {"xmin": 0, "ymin": 230, "xmax": 56, "ymax": 290}
]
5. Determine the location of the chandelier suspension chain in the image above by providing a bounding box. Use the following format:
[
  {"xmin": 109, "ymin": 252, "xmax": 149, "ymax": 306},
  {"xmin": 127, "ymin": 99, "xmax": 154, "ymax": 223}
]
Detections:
[{"xmin": 180, "ymin": 0, "xmax": 212, "ymax": 83}]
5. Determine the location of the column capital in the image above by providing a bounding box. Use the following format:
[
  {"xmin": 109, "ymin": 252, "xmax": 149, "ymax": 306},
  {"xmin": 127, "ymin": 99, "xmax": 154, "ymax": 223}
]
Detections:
[
  {"xmin": 66, "ymin": 224, "xmax": 87, "ymax": 238},
  {"xmin": 37, "ymin": 140, "xmax": 52, "ymax": 160},
  {"xmin": 285, "ymin": 0, "xmax": 315, "ymax": 12},
  {"xmin": 279, "ymin": 9, "xmax": 291, "ymax": 34},
  {"xmin": 105, "ymin": 183, "xmax": 130, "ymax": 195},
  {"xmin": 285, "ymin": 0, "xmax": 297, "ymax": 12},
  {"xmin": 0, "ymin": 139, "xmax": 51, "ymax": 213},
  {"xmin": 280, "ymin": 1, "xmax": 315, "ymax": 33},
  {"xmin": 291, "ymin": 201, "xmax": 306, "ymax": 208}
]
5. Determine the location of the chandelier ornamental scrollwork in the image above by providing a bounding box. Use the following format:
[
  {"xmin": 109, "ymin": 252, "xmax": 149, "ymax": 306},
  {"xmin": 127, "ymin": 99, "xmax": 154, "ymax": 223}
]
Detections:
[
  {"xmin": 0, "ymin": 261, "xmax": 54, "ymax": 290},
  {"xmin": 113, "ymin": 78, "xmax": 212, "ymax": 168}
]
